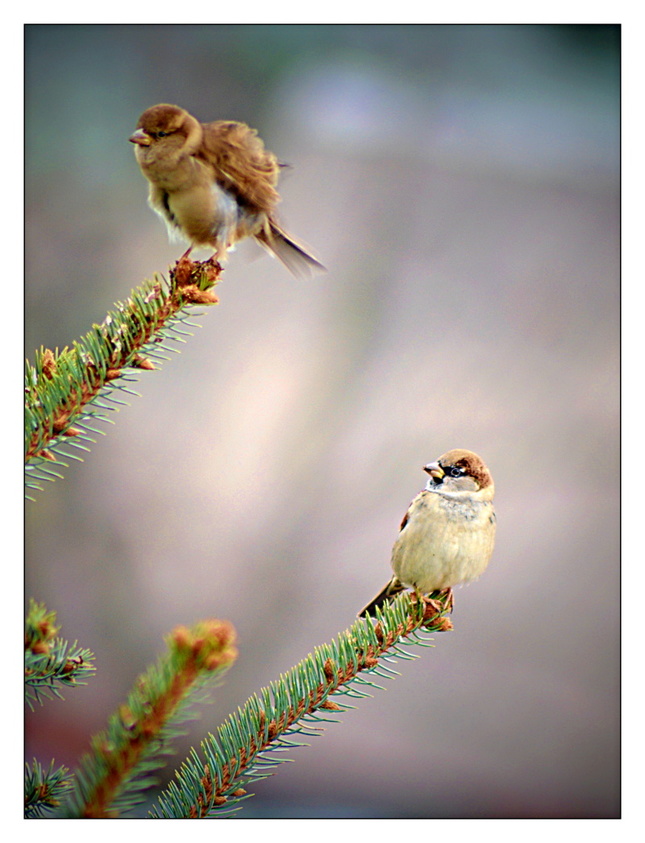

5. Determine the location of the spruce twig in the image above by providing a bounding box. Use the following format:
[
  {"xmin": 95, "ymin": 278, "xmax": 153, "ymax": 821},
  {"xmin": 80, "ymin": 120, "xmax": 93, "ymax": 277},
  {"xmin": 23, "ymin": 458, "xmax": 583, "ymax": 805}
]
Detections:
[
  {"xmin": 150, "ymin": 592, "xmax": 453, "ymax": 818},
  {"xmin": 24, "ymin": 759, "xmax": 74, "ymax": 818},
  {"xmin": 24, "ymin": 257, "xmax": 220, "ymax": 498},
  {"xmin": 62, "ymin": 618, "xmax": 238, "ymax": 818},
  {"xmin": 24, "ymin": 599, "xmax": 96, "ymax": 710}
]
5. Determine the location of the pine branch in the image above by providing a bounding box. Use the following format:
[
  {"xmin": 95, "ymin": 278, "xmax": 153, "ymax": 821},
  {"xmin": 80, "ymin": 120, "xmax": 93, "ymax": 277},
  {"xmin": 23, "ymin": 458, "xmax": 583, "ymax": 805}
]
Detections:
[
  {"xmin": 24, "ymin": 256, "xmax": 220, "ymax": 499},
  {"xmin": 61, "ymin": 618, "xmax": 238, "ymax": 818},
  {"xmin": 24, "ymin": 600, "xmax": 96, "ymax": 710},
  {"xmin": 150, "ymin": 591, "xmax": 453, "ymax": 818},
  {"xmin": 24, "ymin": 759, "xmax": 74, "ymax": 818}
]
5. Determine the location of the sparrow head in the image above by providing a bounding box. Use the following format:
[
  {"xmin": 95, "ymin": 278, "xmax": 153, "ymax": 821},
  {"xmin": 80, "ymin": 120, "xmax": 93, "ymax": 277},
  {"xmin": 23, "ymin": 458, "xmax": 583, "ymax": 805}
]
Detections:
[
  {"xmin": 129, "ymin": 104, "xmax": 202, "ymax": 155},
  {"xmin": 424, "ymin": 449, "xmax": 494, "ymax": 499}
]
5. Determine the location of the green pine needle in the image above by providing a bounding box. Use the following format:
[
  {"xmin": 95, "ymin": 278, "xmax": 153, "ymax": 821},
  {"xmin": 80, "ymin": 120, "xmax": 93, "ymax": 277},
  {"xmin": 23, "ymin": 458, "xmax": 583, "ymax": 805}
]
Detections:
[
  {"xmin": 61, "ymin": 618, "xmax": 238, "ymax": 818},
  {"xmin": 149, "ymin": 591, "xmax": 452, "ymax": 818},
  {"xmin": 25, "ymin": 260, "xmax": 220, "ymax": 499},
  {"xmin": 25, "ymin": 759, "xmax": 74, "ymax": 818},
  {"xmin": 24, "ymin": 600, "xmax": 96, "ymax": 710}
]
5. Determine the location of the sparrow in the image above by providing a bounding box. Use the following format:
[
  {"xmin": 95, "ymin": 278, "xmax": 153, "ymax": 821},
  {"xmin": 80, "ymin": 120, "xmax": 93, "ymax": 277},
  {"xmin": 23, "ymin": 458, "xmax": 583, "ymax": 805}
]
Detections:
[
  {"xmin": 129, "ymin": 104, "xmax": 324, "ymax": 276},
  {"xmin": 358, "ymin": 449, "xmax": 496, "ymax": 617}
]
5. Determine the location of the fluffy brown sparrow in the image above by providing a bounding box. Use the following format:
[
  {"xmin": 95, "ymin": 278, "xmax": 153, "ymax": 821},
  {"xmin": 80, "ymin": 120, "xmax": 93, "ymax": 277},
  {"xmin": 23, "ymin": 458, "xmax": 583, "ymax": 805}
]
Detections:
[
  {"xmin": 359, "ymin": 449, "xmax": 496, "ymax": 617},
  {"xmin": 129, "ymin": 104, "xmax": 324, "ymax": 276}
]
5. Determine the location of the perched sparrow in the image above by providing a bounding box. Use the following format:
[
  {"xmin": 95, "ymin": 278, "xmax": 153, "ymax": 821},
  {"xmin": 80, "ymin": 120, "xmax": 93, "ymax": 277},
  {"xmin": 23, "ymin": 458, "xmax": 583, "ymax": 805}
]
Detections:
[
  {"xmin": 359, "ymin": 449, "xmax": 496, "ymax": 617},
  {"xmin": 129, "ymin": 103, "xmax": 324, "ymax": 276}
]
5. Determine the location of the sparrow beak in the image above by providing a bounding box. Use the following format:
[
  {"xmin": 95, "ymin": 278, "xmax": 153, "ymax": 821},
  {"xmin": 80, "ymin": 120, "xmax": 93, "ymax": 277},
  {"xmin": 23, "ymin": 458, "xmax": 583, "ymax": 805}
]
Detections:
[
  {"xmin": 129, "ymin": 129, "xmax": 151, "ymax": 146},
  {"xmin": 424, "ymin": 461, "xmax": 444, "ymax": 481}
]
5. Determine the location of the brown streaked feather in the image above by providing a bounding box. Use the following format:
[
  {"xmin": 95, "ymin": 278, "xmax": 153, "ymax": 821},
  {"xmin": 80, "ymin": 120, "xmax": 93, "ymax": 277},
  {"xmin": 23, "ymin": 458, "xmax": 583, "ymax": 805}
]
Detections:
[
  {"xmin": 399, "ymin": 506, "xmax": 412, "ymax": 532},
  {"xmin": 255, "ymin": 221, "xmax": 325, "ymax": 277},
  {"xmin": 131, "ymin": 104, "xmax": 325, "ymax": 276},
  {"xmin": 198, "ymin": 120, "xmax": 280, "ymax": 214}
]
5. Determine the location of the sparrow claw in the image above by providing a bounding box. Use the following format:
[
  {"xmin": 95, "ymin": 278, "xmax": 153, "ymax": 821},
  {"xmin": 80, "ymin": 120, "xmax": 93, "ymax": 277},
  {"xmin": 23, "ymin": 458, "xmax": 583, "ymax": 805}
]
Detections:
[
  {"xmin": 421, "ymin": 597, "xmax": 444, "ymax": 620},
  {"xmin": 172, "ymin": 253, "xmax": 196, "ymax": 287},
  {"xmin": 439, "ymin": 587, "xmax": 455, "ymax": 614},
  {"xmin": 201, "ymin": 256, "xmax": 223, "ymax": 286},
  {"xmin": 418, "ymin": 591, "xmax": 454, "ymax": 632},
  {"xmin": 416, "ymin": 588, "xmax": 454, "ymax": 621},
  {"xmin": 203, "ymin": 254, "xmax": 223, "ymax": 271}
]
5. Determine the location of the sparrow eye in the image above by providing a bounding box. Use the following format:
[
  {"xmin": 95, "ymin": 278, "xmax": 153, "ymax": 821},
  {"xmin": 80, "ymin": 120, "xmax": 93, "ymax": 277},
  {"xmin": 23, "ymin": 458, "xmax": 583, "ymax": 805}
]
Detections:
[
  {"xmin": 156, "ymin": 130, "xmax": 168, "ymax": 138},
  {"xmin": 448, "ymin": 466, "xmax": 465, "ymax": 478}
]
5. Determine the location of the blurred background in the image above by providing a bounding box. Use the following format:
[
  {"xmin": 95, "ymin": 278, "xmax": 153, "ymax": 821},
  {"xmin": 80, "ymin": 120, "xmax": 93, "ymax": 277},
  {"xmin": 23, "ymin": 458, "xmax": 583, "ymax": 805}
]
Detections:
[{"xmin": 25, "ymin": 24, "xmax": 619, "ymax": 818}]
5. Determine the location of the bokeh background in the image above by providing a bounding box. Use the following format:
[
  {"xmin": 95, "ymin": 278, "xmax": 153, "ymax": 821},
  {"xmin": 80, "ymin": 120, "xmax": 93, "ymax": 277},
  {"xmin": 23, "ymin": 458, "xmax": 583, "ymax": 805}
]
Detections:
[{"xmin": 25, "ymin": 24, "xmax": 619, "ymax": 818}]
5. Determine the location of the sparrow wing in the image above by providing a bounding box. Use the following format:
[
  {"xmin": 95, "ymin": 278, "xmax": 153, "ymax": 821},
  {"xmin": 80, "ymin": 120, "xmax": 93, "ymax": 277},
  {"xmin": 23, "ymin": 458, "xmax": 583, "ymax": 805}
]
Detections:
[
  {"xmin": 198, "ymin": 120, "xmax": 280, "ymax": 214},
  {"xmin": 398, "ymin": 489, "xmax": 430, "ymax": 531},
  {"xmin": 357, "ymin": 495, "xmax": 423, "ymax": 618}
]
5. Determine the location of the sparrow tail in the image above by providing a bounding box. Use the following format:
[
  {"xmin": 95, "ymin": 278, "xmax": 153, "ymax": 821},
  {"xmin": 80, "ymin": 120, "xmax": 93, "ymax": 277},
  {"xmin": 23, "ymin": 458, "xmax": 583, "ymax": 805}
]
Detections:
[
  {"xmin": 256, "ymin": 223, "xmax": 325, "ymax": 278},
  {"xmin": 358, "ymin": 577, "xmax": 405, "ymax": 618}
]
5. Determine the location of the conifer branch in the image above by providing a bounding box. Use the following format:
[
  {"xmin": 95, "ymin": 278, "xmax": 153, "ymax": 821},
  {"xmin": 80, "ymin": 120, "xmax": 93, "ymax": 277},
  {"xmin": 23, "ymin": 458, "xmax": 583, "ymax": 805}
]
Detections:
[
  {"xmin": 62, "ymin": 618, "xmax": 238, "ymax": 818},
  {"xmin": 24, "ymin": 600, "xmax": 96, "ymax": 710},
  {"xmin": 24, "ymin": 256, "xmax": 221, "ymax": 498},
  {"xmin": 150, "ymin": 592, "xmax": 453, "ymax": 818},
  {"xmin": 24, "ymin": 759, "xmax": 74, "ymax": 818}
]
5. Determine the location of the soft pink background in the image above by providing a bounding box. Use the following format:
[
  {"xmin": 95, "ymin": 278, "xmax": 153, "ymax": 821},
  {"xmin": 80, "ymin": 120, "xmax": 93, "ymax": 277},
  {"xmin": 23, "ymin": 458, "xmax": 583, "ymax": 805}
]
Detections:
[{"xmin": 25, "ymin": 24, "xmax": 619, "ymax": 818}]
